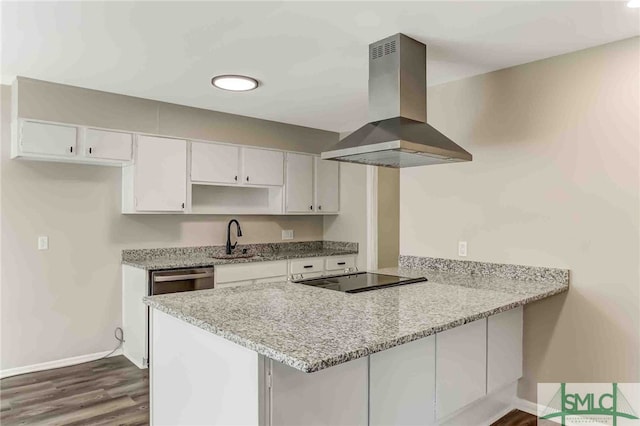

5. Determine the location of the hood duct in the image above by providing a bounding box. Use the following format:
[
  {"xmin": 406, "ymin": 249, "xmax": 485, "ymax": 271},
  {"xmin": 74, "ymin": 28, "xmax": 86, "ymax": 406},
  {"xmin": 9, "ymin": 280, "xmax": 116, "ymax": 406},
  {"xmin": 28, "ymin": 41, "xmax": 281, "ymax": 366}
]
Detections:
[{"xmin": 321, "ymin": 34, "xmax": 472, "ymax": 168}]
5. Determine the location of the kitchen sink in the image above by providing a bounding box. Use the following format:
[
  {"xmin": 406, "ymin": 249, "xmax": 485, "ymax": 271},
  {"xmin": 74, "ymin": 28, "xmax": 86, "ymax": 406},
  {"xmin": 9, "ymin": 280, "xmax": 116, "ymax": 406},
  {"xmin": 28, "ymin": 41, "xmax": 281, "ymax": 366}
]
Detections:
[{"xmin": 210, "ymin": 252, "xmax": 261, "ymax": 260}]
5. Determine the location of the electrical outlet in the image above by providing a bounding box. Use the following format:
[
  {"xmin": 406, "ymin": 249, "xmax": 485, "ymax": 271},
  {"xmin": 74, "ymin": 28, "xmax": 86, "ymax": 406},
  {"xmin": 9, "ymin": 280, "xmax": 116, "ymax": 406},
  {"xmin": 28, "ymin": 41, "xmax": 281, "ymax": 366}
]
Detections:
[
  {"xmin": 38, "ymin": 236, "xmax": 49, "ymax": 250},
  {"xmin": 282, "ymin": 230, "xmax": 294, "ymax": 240},
  {"xmin": 458, "ymin": 241, "xmax": 467, "ymax": 257}
]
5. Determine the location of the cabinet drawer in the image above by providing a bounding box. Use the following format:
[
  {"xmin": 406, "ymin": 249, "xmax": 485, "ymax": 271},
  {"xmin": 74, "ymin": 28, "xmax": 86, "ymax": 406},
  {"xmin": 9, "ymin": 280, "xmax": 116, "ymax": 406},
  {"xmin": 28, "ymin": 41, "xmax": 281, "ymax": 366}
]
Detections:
[
  {"xmin": 215, "ymin": 261, "xmax": 288, "ymax": 284},
  {"xmin": 215, "ymin": 279, "xmax": 255, "ymax": 289},
  {"xmin": 326, "ymin": 256, "xmax": 356, "ymax": 271},
  {"xmin": 290, "ymin": 258, "xmax": 325, "ymax": 274},
  {"xmin": 255, "ymin": 275, "xmax": 288, "ymax": 285}
]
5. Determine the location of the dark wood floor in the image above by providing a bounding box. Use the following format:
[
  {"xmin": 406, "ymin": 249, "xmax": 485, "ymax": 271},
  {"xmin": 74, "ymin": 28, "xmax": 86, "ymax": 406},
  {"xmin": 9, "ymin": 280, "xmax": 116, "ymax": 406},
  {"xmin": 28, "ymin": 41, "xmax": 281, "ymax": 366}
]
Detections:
[
  {"xmin": 1, "ymin": 356, "xmax": 148, "ymax": 426},
  {"xmin": 491, "ymin": 409, "xmax": 537, "ymax": 426},
  {"xmin": 2, "ymin": 355, "xmax": 537, "ymax": 425}
]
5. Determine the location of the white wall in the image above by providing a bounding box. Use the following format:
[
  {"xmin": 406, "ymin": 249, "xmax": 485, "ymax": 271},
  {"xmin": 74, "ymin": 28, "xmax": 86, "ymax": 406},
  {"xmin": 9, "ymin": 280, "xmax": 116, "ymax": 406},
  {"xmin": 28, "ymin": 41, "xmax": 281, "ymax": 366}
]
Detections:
[{"xmin": 400, "ymin": 37, "xmax": 639, "ymax": 401}]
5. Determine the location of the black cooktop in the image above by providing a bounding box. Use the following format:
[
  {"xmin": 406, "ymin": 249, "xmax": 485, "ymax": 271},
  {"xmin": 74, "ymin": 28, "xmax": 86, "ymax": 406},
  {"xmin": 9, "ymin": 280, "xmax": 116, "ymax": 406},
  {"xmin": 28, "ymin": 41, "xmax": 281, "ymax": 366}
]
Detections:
[{"xmin": 294, "ymin": 272, "xmax": 428, "ymax": 293}]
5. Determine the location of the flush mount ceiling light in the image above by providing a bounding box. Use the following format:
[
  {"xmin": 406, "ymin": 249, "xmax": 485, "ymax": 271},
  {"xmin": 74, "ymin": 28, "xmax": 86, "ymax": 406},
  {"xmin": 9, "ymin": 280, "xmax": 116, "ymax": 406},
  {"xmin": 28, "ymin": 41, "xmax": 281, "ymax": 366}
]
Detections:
[
  {"xmin": 211, "ymin": 75, "xmax": 259, "ymax": 91},
  {"xmin": 628, "ymin": 0, "xmax": 640, "ymax": 8}
]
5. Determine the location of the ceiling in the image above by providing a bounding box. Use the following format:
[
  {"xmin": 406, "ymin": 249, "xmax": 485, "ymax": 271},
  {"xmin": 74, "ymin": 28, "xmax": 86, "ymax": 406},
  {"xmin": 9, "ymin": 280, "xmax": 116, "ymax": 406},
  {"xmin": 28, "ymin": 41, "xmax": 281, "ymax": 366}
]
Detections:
[{"xmin": 2, "ymin": 1, "xmax": 638, "ymax": 132}]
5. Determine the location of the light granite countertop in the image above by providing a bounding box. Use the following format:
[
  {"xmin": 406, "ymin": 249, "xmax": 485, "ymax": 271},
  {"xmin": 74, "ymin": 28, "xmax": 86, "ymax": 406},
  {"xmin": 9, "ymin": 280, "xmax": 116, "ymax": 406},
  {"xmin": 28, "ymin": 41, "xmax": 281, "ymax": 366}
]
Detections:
[
  {"xmin": 144, "ymin": 256, "xmax": 569, "ymax": 373},
  {"xmin": 122, "ymin": 241, "xmax": 358, "ymax": 270}
]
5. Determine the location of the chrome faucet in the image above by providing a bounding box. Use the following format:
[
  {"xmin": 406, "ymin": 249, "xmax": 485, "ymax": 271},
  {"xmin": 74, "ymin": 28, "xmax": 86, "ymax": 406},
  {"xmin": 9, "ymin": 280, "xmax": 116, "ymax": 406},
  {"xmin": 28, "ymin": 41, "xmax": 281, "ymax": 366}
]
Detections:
[{"xmin": 226, "ymin": 219, "xmax": 243, "ymax": 255}]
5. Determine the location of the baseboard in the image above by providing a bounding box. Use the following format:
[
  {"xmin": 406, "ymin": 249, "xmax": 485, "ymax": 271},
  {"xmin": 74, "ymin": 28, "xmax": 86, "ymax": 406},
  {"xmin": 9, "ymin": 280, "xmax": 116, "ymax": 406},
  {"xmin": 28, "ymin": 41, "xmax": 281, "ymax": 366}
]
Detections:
[
  {"xmin": 512, "ymin": 396, "xmax": 542, "ymax": 416},
  {"xmin": 440, "ymin": 382, "xmax": 518, "ymax": 426},
  {"xmin": 0, "ymin": 348, "xmax": 123, "ymax": 379}
]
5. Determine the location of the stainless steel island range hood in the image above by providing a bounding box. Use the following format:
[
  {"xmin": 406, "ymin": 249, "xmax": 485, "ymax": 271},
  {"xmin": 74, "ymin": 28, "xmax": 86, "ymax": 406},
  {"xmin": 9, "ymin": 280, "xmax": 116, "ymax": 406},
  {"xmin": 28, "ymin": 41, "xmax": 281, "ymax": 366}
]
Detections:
[{"xmin": 321, "ymin": 34, "xmax": 472, "ymax": 168}]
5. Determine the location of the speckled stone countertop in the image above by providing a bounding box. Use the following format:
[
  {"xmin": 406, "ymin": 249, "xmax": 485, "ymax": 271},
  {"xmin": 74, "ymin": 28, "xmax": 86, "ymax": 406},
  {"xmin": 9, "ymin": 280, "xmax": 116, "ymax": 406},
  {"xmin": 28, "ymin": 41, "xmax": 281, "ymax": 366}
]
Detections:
[
  {"xmin": 122, "ymin": 241, "xmax": 358, "ymax": 270},
  {"xmin": 144, "ymin": 256, "xmax": 569, "ymax": 373}
]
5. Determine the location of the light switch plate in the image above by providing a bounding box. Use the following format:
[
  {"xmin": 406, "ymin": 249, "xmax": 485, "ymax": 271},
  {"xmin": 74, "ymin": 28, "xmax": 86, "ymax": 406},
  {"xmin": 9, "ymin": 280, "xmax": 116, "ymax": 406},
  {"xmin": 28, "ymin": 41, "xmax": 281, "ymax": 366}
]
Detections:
[
  {"xmin": 282, "ymin": 230, "xmax": 294, "ymax": 240},
  {"xmin": 458, "ymin": 241, "xmax": 467, "ymax": 257},
  {"xmin": 38, "ymin": 236, "xmax": 49, "ymax": 250}
]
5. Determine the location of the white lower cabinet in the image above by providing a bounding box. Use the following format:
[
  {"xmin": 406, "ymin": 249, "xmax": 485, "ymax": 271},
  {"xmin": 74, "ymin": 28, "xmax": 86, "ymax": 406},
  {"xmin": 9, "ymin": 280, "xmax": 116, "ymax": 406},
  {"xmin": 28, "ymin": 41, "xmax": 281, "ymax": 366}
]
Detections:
[
  {"xmin": 487, "ymin": 306, "xmax": 523, "ymax": 393},
  {"xmin": 149, "ymin": 306, "xmax": 524, "ymax": 426},
  {"xmin": 214, "ymin": 261, "xmax": 288, "ymax": 288},
  {"xmin": 270, "ymin": 357, "xmax": 368, "ymax": 426},
  {"xmin": 370, "ymin": 336, "xmax": 436, "ymax": 426},
  {"xmin": 436, "ymin": 318, "xmax": 487, "ymax": 420}
]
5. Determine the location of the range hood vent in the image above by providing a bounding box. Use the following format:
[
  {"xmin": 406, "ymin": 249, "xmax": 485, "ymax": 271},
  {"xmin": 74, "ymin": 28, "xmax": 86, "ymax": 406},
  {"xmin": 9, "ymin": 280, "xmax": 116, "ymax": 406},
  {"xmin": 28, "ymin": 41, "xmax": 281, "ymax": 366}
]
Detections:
[{"xmin": 321, "ymin": 34, "xmax": 472, "ymax": 168}]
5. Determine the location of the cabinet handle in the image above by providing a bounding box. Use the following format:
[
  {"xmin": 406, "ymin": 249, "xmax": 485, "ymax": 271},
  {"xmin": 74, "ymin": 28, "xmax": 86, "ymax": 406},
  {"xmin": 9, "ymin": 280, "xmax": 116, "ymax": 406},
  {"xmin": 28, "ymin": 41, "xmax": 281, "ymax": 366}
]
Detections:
[
  {"xmin": 234, "ymin": 176, "xmax": 238, "ymax": 181},
  {"xmin": 181, "ymin": 202, "xmax": 185, "ymax": 209},
  {"xmin": 303, "ymin": 265, "xmax": 313, "ymax": 269},
  {"xmin": 246, "ymin": 176, "xmax": 250, "ymax": 182},
  {"xmin": 89, "ymin": 147, "xmax": 92, "ymax": 154},
  {"xmin": 70, "ymin": 146, "xmax": 73, "ymax": 153},
  {"xmin": 318, "ymin": 205, "xmax": 322, "ymax": 211},
  {"xmin": 309, "ymin": 205, "xmax": 313, "ymax": 210},
  {"xmin": 337, "ymin": 262, "xmax": 346, "ymax": 266}
]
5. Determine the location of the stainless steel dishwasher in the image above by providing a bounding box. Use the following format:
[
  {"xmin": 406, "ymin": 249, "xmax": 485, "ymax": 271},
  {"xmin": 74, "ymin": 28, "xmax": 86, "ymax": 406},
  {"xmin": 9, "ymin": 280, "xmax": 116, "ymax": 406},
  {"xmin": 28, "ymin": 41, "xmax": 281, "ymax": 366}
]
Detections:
[
  {"xmin": 150, "ymin": 267, "xmax": 215, "ymax": 295},
  {"xmin": 145, "ymin": 267, "xmax": 215, "ymax": 366}
]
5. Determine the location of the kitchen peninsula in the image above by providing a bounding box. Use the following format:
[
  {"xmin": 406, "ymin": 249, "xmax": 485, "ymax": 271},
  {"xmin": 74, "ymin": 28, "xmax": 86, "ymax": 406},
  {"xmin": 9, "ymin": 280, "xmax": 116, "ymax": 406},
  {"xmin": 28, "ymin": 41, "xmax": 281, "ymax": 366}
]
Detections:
[{"xmin": 144, "ymin": 255, "xmax": 568, "ymax": 426}]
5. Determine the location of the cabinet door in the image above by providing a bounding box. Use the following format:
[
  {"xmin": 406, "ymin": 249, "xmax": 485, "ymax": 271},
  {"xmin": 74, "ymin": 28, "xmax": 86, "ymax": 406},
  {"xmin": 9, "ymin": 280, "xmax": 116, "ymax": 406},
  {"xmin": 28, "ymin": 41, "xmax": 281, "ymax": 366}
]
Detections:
[
  {"xmin": 370, "ymin": 336, "xmax": 436, "ymax": 426},
  {"xmin": 436, "ymin": 318, "xmax": 487, "ymax": 420},
  {"xmin": 85, "ymin": 128, "xmax": 132, "ymax": 161},
  {"xmin": 487, "ymin": 307, "xmax": 523, "ymax": 393},
  {"xmin": 191, "ymin": 142, "xmax": 239, "ymax": 184},
  {"xmin": 242, "ymin": 148, "xmax": 284, "ymax": 186},
  {"xmin": 315, "ymin": 158, "xmax": 339, "ymax": 213},
  {"xmin": 270, "ymin": 358, "xmax": 368, "ymax": 426},
  {"xmin": 285, "ymin": 153, "xmax": 314, "ymax": 213},
  {"xmin": 134, "ymin": 135, "xmax": 187, "ymax": 212},
  {"xmin": 20, "ymin": 121, "xmax": 77, "ymax": 156}
]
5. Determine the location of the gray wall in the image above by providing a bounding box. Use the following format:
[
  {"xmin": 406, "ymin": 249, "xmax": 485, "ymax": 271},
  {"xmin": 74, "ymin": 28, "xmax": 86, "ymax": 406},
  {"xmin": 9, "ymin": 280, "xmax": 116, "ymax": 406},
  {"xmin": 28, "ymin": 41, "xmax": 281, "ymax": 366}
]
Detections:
[
  {"xmin": 1, "ymin": 79, "xmax": 339, "ymax": 371},
  {"xmin": 400, "ymin": 37, "xmax": 640, "ymax": 402},
  {"xmin": 377, "ymin": 167, "xmax": 400, "ymax": 268}
]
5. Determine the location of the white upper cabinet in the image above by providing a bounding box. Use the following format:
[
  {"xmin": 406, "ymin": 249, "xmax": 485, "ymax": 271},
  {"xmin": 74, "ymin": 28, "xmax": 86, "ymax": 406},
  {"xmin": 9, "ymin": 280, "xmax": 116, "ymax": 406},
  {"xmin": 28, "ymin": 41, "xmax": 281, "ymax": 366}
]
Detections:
[
  {"xmin": 190, "ymin": 143, "xmax": 283, "ymax": 187},
  {"xmin": 285, "ymin": 153, "xmax": 314, "ymax": 213},
  {"xmin": 19, "ymin": 121, "xmax": 77, "ymax": 157},
  {"xmin": 315, "ymin": 158, "xmax": 339, "ymax": 213},
  {"xmin": 242, "ymin": 147, "xmax": 284, "ymax": 186},
  {"xmin": 191, "ymin": 142, "xmax": 240, "ymax": 184},
  {"xmin": 133, "ymin": 135, "xmax": 187, "ymax": 212},
  {"xmin": 84, "ymin": 128, "xmax": 132, "ymax": 161}
]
